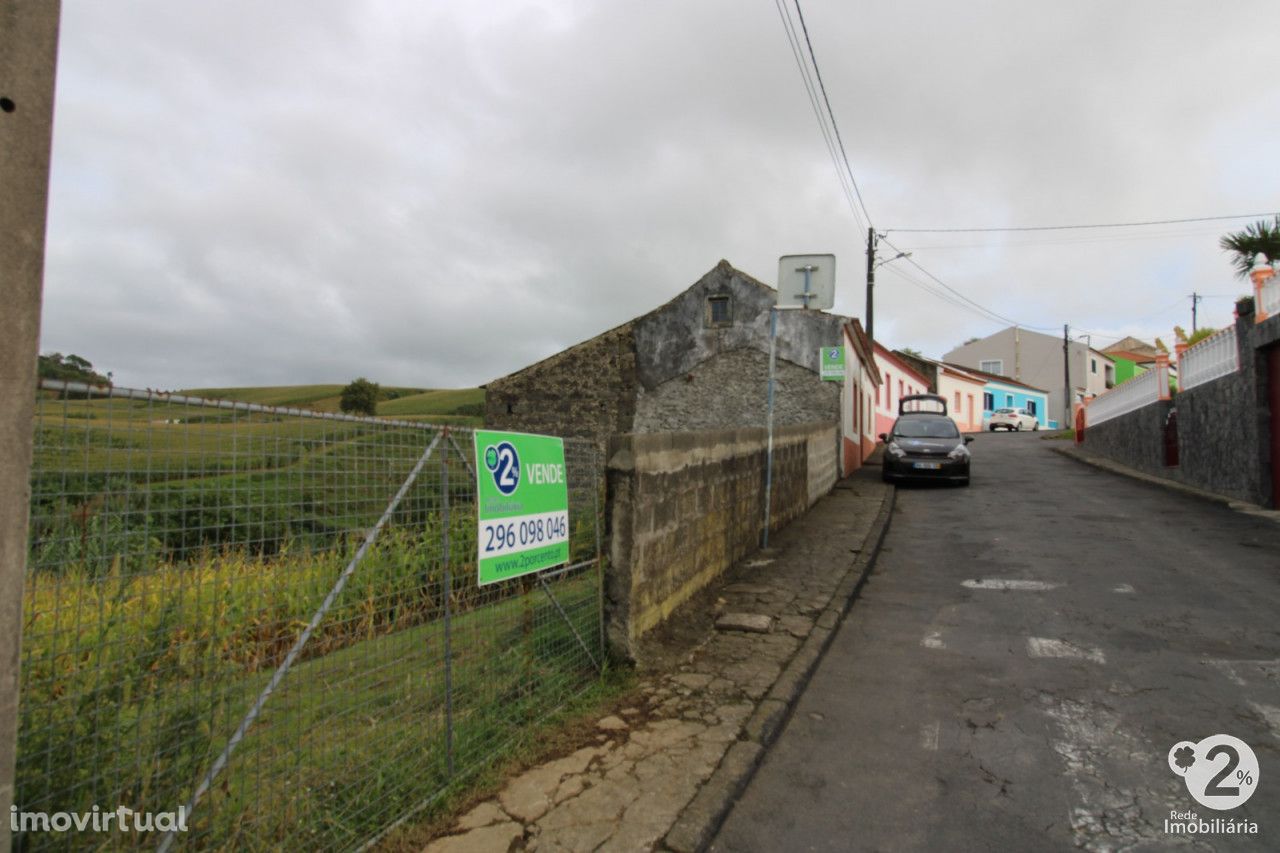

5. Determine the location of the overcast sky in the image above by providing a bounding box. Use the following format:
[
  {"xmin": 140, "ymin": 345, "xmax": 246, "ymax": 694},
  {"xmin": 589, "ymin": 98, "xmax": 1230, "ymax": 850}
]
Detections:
[{"xmin": 40, "ymin": 0, "xmax": 1280, "ymax": 390}]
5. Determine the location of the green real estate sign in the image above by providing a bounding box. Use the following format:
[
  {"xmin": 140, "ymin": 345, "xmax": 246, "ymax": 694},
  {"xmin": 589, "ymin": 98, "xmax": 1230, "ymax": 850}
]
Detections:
[
  {"xmin": 820, "ymin": 346, "xmax": 845, "ymax": 381},
  {"xmin": 473, "ymin": 430, "xmax": 570, "ymax": 586}
]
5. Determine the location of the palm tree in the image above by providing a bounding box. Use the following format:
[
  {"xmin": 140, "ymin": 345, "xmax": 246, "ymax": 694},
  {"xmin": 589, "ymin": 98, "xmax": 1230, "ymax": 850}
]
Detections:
[{"xmin": 1220, "ymin": 216, "xmax": 1280, "ymax": 278}]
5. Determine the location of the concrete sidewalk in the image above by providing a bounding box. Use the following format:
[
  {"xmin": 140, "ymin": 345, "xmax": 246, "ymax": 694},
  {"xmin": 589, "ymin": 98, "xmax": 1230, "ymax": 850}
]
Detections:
[{"xmin": 423, "ymin": 466, "xmax": 893, "ymax": 853}]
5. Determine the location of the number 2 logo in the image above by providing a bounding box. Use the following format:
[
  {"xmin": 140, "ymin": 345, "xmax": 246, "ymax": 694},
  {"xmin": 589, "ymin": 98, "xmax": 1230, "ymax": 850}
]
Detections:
[
  {"xmin": 485, "ymin": 442, "xmax": 520, "ymax": 496},
  {"xmin": 1168, "ymin": 734, "xmax": 1259, "ymax": 811}
]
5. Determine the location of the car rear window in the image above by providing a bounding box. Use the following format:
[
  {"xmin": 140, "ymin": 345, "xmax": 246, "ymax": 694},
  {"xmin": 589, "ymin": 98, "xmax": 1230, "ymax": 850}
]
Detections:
[{"xmin": 893, "ymin": 416, "xmax": 960, "ymax": 439}]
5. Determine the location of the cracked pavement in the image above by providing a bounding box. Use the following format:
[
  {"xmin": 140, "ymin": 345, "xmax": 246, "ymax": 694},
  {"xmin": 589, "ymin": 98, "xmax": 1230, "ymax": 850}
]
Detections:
[{"xmin": 713, "ymin": 432, "xmax": 1280, "ymax": 852}]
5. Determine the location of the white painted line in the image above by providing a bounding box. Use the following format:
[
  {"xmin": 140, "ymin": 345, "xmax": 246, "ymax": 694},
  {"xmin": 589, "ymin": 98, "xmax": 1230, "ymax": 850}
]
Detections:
[
  {"xmin": 963, "ymin": 579, "xmax": 1062, "ymax": 591},
  {"xmin": 1203, "ymin": 658, "xmax": 1280, "ymax": 687},
  {"xmin": 922, "ymin": 631, "xmax": 945, "ymax": 650},
  {"xmin": 1028, "ymin": 638, "xmax": 1106, "ymax": 664},
  {"xmin": 1111, "ymin": 584, "xmax": 1135, "ymax": 594},
  {"xmin": 920, "ymin": 721, "xmax": 940, "ymax": 751},
  {"xmin": 1249, "ymin": 702, "xmax": 1280, "ymax": 742}
]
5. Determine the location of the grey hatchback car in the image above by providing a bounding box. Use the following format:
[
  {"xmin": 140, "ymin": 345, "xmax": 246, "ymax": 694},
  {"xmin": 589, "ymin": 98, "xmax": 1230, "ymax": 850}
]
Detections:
[{"xmin": 879, "ymin": 412, "xmax": 972, "ymax": 486}]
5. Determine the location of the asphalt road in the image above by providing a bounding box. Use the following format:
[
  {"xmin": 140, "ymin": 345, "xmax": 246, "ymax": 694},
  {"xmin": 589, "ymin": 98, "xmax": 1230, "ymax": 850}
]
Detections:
[{"xmin": 712, "ymin": 431, "xmax": 1280, "ymax": 852}]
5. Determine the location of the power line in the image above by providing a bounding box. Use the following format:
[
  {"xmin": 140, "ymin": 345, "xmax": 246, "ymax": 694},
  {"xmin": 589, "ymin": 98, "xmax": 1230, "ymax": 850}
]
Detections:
[
  {"xmin": 789, "ymin": 0, "xmax": 873, "ymax": 228},
  {"xmin": 773, "ymin": 0, "xmax": 865, "ymax": 231},
  {"xmin": 885, "ymin": 212, "xmax": 1279, "ymax": 235},
  {"xmin": 879, "ymin": 235, "xmax": 1057, "ymax": 331}
]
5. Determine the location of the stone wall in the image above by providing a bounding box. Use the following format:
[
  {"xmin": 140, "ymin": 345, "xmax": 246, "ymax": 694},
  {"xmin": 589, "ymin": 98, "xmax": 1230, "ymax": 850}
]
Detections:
[
  {"xmin": 484, "ymin": 323, "xmax": 638, "ymax": 449},
  {"xmin": 632, "ymin": 347, "xmax": 840, "ymax": 433},
  {"xmin": 604, "ymin": 422, "xmax": 838, "ymax": 662},
  {"xmin": 1080, "ymin": 307, "xmax": 1280, "ymax": 507},
  {"xmin": 1081, "ymin": 398, "xmax": 1173, "ymax": 475}
]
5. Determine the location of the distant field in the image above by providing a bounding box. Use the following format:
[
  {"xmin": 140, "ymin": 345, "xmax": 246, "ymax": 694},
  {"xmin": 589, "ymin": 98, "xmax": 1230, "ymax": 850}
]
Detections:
[{"xmin": 179, "ymin": 384, "xmax": 484, "ymax": 422}]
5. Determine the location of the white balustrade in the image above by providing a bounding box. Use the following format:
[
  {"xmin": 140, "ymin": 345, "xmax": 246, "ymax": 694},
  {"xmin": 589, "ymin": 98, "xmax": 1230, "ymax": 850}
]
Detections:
[
  {"xmin": 1179, "ymin": 326, "xmax": 1238, "ymax": 391},
  {"xmin": 1085, "ymin": 368, "xmax": 1160, "ymax": 426}
]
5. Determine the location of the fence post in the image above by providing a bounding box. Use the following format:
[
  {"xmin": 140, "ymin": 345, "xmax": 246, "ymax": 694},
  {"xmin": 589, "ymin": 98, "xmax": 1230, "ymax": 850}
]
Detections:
[
  {"xmin": 1252, "ymin": 254, "xmax": 1274, "ymax": 322},
  {"xmin": 441, "ymin": 432, "xmax": 454, "ymax": 778},
  {"xmin": 0, "ymin": 4, "xmax": 60, "ymax": 845},
  {"xmin": 1156, "ymin": 353, "xmax": 1171, "ymax": 401},
  {"xmin": 1174, "ymin": 342, "xmax": 1187, "ymax": 392}
]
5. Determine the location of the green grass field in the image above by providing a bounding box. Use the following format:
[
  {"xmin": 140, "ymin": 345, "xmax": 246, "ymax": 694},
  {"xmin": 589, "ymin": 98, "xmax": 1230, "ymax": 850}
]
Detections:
[{"xmin": 177, "ymin": 384, "xmax": 485, "ymax": 422}]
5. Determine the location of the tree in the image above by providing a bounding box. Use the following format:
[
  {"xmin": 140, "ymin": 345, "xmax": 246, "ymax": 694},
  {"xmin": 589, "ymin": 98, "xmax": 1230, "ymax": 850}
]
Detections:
[
  {"xmin": 339, "ymin": 378, "xmax": 380, "ymax": 416},
  {"xmin": 1186, "ymin": 327, "xmax": 1219, "ymax": 347},
  {"xmin": 898, "ymin": 347, "xmax": 924, "ymax": 359},
  {"xmin": 37, "ymin": 352, "xmax": 110, "ymax": 385},
  {"xmin": 1220, "ymin": 216, "xmax": 1280, "ymax": 279}
]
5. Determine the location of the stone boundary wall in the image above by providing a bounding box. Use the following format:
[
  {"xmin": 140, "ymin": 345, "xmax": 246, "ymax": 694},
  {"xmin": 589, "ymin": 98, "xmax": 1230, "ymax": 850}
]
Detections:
[
  {"xmin": 1081, "ymin": 308, "xmax": 1279, "ymax": 507},
  {"xmin": 605, "ymin": 422, "xmax": 838, "ymax": 661}
]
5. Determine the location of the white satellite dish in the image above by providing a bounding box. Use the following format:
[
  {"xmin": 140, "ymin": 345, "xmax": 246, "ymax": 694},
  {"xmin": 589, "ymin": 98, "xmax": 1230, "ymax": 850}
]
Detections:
[{"xmin": 777, "ymin": 254, "xmax": 836, "ymax": 310}]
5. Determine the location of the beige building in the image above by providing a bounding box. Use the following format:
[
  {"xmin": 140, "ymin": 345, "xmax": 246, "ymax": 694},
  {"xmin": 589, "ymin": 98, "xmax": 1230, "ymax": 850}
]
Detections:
[{"xmin": 944, "ymin": 327, "xmax": 1115, "ymax": 428}]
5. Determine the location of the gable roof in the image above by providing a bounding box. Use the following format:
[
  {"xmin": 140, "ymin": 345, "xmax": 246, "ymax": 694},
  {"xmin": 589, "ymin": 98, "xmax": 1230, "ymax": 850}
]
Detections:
[
  {"xmin": 872, "ymin": 342, "xmax": 929, "ymax": 387},
  {"xmin": 844, "ymin": 319, "xmax": 881, "ymax": 385},
  {"xmin": 1102, "ymin": 336, "xmax": 1159, "ymax": 357},
  {"xmin": 939, "ymin": 361, "xmax": 1049, "ymax": 394}
]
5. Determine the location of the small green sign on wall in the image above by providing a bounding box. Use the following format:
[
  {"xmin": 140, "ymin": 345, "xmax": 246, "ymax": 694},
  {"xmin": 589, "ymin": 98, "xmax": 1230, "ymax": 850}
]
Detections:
[
  {"xmin": 820, "ymin": 346, "xmax": 845, "ymax": 381},
  {"xmin": 473, "ymin": 430, "xmax": 570, "ymax": 586}
]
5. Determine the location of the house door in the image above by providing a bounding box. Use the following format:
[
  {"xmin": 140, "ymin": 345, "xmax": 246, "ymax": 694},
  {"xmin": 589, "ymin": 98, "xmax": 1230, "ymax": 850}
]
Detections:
[{"xmin": 1269, "ymin": 345, "xmax": 1280, "ymax": 508}]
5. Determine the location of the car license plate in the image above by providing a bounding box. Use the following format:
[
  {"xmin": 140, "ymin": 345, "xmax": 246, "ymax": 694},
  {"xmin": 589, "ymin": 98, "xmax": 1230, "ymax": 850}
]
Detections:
[{"xmin": 913, "ymin": 462, "xmax": 941, "ymax": 470}]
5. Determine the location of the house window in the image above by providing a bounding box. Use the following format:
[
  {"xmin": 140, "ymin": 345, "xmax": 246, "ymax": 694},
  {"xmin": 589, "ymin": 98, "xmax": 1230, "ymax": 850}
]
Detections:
[
  {"xmin": 1090, "ymin": 358, "xmax": 1097, "ymax": 374},
  {"xmin": 899, "ymin": 380, "xmax": 904, "ymax": 400},
  {"xmin": 1027, "ymin": 400, "xmax": 1037, "ymax": 416},
  {"xmin": 883, "ymin": 372, "xmax": 890, "ymax": 408},
  {"xmin": 706, "ymin": 295, "xmax": 732, "ymax": 327},
  {"xmin": 982, "ymin": 392, "xmax": 994, "ymax": 412},
  {"xmin": 955, "ymin": 391, "xmax": 961, "ymax": 411},
  {"xmin": 980, "ymin": 359, "xmax": 1003, "ymax": 375},
  {"xmin": 1005, "ymin": 394, "xmax": 1014, "ymax": 407}
]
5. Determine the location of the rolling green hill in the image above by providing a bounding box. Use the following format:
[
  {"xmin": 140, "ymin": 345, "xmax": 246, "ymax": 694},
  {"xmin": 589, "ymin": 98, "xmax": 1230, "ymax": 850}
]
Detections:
[{"xmin": 180, "ymin": 384, "xmax": 484, "ymax": 421}]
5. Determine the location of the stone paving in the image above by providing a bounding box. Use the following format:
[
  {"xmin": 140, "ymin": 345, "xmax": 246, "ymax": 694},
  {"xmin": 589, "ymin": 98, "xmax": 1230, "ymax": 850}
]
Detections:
[{"xmin": 423, "ymin": 469, "xmax": 890, "ymax": 853}]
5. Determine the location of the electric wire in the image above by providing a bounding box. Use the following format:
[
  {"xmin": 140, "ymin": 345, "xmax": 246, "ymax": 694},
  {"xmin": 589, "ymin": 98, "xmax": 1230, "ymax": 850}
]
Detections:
[
  {"xmin": 789, "ymin": 0, "xmax": 873, "ymax": 228},
  {"xmin": 773, "ymin": 0, "xmax": 865, "ymax": 231},
  {"xmin": 885, "ymin": 212, "xmax": 1280, "ymax": 235}
]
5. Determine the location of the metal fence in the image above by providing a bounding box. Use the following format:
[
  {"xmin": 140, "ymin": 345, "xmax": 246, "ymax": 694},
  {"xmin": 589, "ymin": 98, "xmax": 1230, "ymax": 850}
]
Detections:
[
  {"xmin": 18, "ymin": 380, "xmax": 603, "ymax": 850},
  {"xmin": 1179, "ymin": 326, "xmax": 1239, "ymax": 391}
]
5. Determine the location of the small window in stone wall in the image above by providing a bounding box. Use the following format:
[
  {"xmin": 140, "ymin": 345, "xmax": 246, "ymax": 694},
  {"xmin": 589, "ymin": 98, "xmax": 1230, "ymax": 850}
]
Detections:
[{"xmin": 706, "ymin": 295, "xmax": 732, "ymax": 327}]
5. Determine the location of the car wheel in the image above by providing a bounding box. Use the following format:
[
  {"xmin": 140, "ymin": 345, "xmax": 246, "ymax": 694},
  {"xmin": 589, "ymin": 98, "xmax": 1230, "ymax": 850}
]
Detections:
[
  {"xmin": 1014, "ymin": 422, "xmax": 1022, "ymax": 431},
  {"xmin": 959, "ymin": 477, "xmax": 970, "ymax": 487},
  {"xmin": 988, "ymin": 426, "xmax": 996, "ymax": 432},
  {"xmin": 1033, "ymin": 422, "xmax": 1039, "ymax": 431}
]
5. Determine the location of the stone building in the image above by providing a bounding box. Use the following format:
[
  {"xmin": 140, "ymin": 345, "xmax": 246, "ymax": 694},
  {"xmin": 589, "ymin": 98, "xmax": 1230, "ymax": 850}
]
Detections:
[{"xmin": 483, "ymin": 260, "xmax": 849, "ymax": 448}]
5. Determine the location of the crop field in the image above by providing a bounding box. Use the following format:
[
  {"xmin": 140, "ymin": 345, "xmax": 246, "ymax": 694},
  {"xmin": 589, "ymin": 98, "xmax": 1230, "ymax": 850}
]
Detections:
[{"xmin": 19, "ymin": 384, "xmax": 602, "ymax": 849}]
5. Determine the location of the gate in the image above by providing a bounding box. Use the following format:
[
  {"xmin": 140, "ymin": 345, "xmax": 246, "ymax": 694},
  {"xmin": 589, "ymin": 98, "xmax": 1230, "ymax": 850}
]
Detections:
[
  {"xmin": 1163, "ymin": 408, "xmax": 1180, "ymax": 467},
  {"xmin": 19, "ymin": 381, "xmax": 604, "ymax": 850}
]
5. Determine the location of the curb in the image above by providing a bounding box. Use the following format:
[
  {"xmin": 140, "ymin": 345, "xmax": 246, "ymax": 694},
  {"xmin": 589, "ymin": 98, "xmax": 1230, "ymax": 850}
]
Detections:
[
  {"xmin": 1048, "ymin": 444, "xmax": 1280, "ymax": 523},
  {"xmin": 662, "ymin": 482, "xmax": 897, "ymax": 853}
]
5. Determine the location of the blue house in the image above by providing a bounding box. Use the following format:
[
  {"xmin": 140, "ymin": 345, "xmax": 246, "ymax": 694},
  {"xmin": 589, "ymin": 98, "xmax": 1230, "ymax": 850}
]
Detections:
[{"xmin": 943, "ymin": 363, "xmax": 1052, "ymax": 428}]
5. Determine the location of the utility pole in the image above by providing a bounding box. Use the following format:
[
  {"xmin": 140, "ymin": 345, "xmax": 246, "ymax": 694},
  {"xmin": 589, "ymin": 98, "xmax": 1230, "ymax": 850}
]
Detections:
[
  {"xmin": 1, "ymin": 3, "xmax": 62, "ymax": 847},
  {"xmin": 865, "ymin": 227, "xmax": 876, "ymax": 342},
  {"xmin": 1062, "ymin": 324, "xmax": 1071, "ymax": 431},
  {"xmin": 1191, "ymin": 292, "xmax": 1201, "ymax": 333}
]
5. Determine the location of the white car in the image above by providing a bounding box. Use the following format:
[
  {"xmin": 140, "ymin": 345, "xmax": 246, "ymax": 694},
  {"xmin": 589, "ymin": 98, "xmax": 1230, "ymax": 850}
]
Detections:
[{"xmin": 988, "ymin": 407, "xmax": 1039, "ymax": 431}]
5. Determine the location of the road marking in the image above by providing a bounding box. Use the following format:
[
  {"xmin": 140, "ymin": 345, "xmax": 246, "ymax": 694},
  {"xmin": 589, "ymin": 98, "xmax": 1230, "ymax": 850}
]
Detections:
[
  {"xmin": 1028, "ymin": 638, "xmax": 1106, "ymax": 664},
  {"xmin": 1249, "ymin": 702, "xmax": 1280, "ymax": 741},
  {"xmin": 1112, "ymin": 583, "xmax": 1135, "ymax": 594},
  {"xmin": 1202, "ymin": 658, "xmax": 1280, "ymax": 687},
  {"xmin": 922, "ymin": 631, "xmax": 945, "ymax": 649},
  {"xmin": 920, "ymin": 721, "xmax": 940, "ymax": 751},
  {"xmin": 962, "ymin": 579, "xmax": 1061, "ymax": 591}
]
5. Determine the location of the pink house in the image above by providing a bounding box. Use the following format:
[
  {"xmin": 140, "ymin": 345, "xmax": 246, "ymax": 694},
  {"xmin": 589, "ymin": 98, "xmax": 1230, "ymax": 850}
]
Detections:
[{"xmin": 872, "ymin": 342, "xmax": 930, "ymax": 437}]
